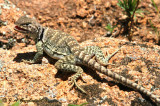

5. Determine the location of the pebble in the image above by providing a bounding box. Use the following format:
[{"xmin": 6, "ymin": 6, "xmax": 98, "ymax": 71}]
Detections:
[
  {"xmin": 105, "ymin": 2, "xmax": 111, "ymax": 8},
  {"xmin": 59, "ymin": 98, "xmax": 67, "ymax": 102}
]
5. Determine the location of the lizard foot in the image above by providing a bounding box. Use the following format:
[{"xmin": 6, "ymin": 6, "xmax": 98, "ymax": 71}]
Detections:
[{"xmin": 68, "ymin": 76, "xmax": 86, "ymax": 94}]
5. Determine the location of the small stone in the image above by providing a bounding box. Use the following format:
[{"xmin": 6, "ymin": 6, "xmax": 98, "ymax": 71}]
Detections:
[
  {"xmin": 77, "ymin": 8, "xmax": 88, "ymax": 18},
  {"xmin": 23, "ymin": 11, "xmax": 27, "ymax": 14},
  {"xmin": 2, "ymin": 45, "xmax": 7, "ymax": 49},
  {"xmin": 154, "ymin": 0, "xmax": 160, "ymax": 4},
  {"xmin": 2, "ymin": 31, "xmax": 6, "ymax": 35},
  {"xmin": 59, "ymin": 98, "xmax": 67, "ymax": 102},
  {"xmin": 121, "ymin": 15, "xmax": 128, "ymax": 20},
  {"xmin": 146, "ymin": 33, "xmax": 154, "ymax": 40},
  {"xmin": 12, "ymin": 4, "xmax": 15, "ymax": 8},
  {"xmin": 28, "ymin": 102, "xmax": 35, "ymax": 105},
  {"xmin": 105, "ymin": 2, "xmax": 111, "ymax": 8},
  {"xmin": 82, "ymin": 21, "xmax": 87, "ymax": 28},
  {"xmin": 16, "ymin": 8, "xmax": 20, "ymax": 11},
  {"xmin": 42, "ymin": 58, "xmax": 49, "ymax": 64},
  {"xmin": 111, "ymin": 0, "xmax": 118, "ymax": 6},
  {"xmin": 58, "ymin": 18, "xmax": 65, "ymax": 23}
]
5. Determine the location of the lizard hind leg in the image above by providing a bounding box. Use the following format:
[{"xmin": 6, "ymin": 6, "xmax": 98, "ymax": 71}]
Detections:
[
  {"xmin": 84, "ymin": 46, "xmax": 120, "ymax": 66},
  {"xmin": 54, "ymin": 55, "xmax": 86, "ymax": 93},
  {"xmin": 105, "ymin": 47, "xmax": 120, "ymax": 64}
]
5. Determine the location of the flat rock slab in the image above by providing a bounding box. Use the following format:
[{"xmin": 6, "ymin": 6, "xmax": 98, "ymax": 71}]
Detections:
[{"xmin": 0, "ymin": 37, "xmax": 160, "ymax": 105}]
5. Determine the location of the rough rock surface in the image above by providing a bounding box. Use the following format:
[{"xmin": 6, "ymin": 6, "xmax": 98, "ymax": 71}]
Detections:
[
  {"xmin": 0, "ymin": 0, "xmax": 160, "ymax": 105},
  {"xmin": 0, "ymin": 37, "xmax": 160, "ymax": 105},
  {"xmin": 9, "ymin": 0, "xmax": 160, "ymax": 43}
]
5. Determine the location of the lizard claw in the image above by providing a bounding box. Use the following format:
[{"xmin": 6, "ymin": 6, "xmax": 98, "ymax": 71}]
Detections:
[{"xmin": 68, "ymin": 76, "xmax": 86, "ymax": 94}]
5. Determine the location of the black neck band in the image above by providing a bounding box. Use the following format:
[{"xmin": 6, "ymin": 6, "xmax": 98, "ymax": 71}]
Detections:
[{"xmin": 38, "ymin": 27, "xmax": 44, "ymax": 41}]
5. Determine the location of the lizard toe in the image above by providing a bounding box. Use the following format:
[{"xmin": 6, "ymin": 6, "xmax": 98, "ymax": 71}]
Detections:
[{"xmin": 68, "ymin": 77, "xmax": 86, "ymax": 94}]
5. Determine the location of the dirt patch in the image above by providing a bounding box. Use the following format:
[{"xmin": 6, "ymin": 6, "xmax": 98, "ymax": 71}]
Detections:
[{"xmin": 9, "ymin": 0, "xmax": 160, "ymax": 44}]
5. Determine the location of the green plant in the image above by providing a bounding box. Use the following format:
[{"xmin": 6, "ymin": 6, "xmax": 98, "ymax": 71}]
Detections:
[
  {"xmin": 149, "ymin": 20, "xmax": 158, "ymax": 32},
  {"xmin": 105, "ymin": 24, "xmax": 116, "ymax": 34},
  {"xmin": 117, "ymin": 0, "xmax": 141, "ymax": 40},
  {"xmin": 117, "ymin": 0, "xmax": 141, "ymax": 18},
  {"xmin": 68, "ymin": 102, "xmax": 88, "ymax": 106},
  {"xmin": 0, "ymin": 99, "xmax": 4, "ymax": 106},
  {"xmin": 149, "ymin": 20, "xmax": 160, "ymax": 45},
  {"xmin": 151, "ymin": 0, "xmax": 159, "ymax": 15},
  {"xmin": 0, "ymin": 100, "xmax": 20, "ymax": 106},
  {"xmin": 11, "ymin": 100, "xmax": 20, "ymax": 106}
]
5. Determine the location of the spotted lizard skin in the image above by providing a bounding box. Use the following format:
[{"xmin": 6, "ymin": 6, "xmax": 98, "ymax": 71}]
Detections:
[{"xmin": 14, "ymin": 16, "xmax": 160, "ymax": 103}]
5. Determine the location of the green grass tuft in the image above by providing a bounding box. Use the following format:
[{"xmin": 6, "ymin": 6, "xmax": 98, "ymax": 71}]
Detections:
[{"xmin": 68, "ymin": 102, "xmax": 88, "ymax": 106}]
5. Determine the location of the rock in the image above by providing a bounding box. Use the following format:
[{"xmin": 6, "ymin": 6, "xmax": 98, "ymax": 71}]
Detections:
[
  {"xmin": 76, "ymin": 8, "xmax": 88, "ymax": 18},
  {"xmin": 154, "ymin": 0, "xmax": 160, "ymax": 4},
  {"xmin": 104, "ymin": 2, "xmax": 111, "ymax": 8},
  {"xmin": 82, "ymin": 21, "xmax": 88, "ymax": 28},
  {"xmin": 111, "ymin": 0, "xmax": 118, "ymax": 6}
]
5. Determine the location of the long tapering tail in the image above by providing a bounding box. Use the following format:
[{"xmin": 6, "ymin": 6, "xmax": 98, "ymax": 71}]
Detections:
[
  {"xmin": 78, "ymin": 51, "xmax": 160, "ymax": 103},
  {"xmin": 66, "ymin": 36, "xmax": 160, "ymax": 103}
]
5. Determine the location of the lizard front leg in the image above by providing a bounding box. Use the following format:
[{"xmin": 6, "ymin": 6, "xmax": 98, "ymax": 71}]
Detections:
[
  {"xmin": 54, "ymin": 55, "xmax": 86, "ymax": 93},
  {"xmin": 22, "ymin": 41, "xmax": 44, "ymax": 64}
]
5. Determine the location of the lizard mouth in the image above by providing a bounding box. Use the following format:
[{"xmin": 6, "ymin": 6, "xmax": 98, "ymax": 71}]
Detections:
[{"xmin": 14, "ymin": 26, "xmax": 28, "ymax": 32}]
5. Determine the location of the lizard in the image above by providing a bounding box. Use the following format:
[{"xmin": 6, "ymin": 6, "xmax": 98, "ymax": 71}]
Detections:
[{"xmin": 14, "ymin": 16, "xmax": 160, "ymax": 103}]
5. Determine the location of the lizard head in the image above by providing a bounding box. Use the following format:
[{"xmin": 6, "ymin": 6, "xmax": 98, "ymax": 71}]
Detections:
[{"xmin": 14, "ymin": 16, "xmax": 41, "ymax": 40}]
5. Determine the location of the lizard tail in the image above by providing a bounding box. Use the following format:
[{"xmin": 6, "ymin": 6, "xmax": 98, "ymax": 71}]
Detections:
[
  {"xmin": 80, "ymin": 51, "xmax": 160, "ymax": 103},
  {"xmin": 82, "ymin": 51, "xmax": 160, "ymax": 103},
  {"xmin": 66, "ymin": 37, "xmax": 160, "ymax": 103}
]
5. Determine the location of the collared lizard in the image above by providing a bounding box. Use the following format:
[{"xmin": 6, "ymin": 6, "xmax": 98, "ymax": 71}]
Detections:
[{"xmin": 14, "ymin": 16, "xmax": 160, "ymax": 103}]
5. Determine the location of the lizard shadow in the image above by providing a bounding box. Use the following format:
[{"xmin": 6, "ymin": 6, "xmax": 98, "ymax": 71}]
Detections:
[
  {"xmin": 13, "ymin": 52, "xmax": 37, "ymax": 62},
  {"xmin": 13, "ymin": 52, "xmax": 133, "ymax": 92},
  {"xmin": 13, "ymin": 52, "xmax": 73, "ymax": 81},
  {"xmin": 81, "ymin": 66, "xmax": 134, "ymax": 92},
  {"xmin": 13, "ymin": 52, "xmax": 57, "ymax": 63},
  {"xmin": 82, "ymin": 66, "xmax": 156, "ymax": 105},
  {"xmin": 13, "ymin": 52, "xmax": 156, "ymax": 105},
  {"xmin": 55, "ymin": 64, "xmax": 157, "ymax": 105}
]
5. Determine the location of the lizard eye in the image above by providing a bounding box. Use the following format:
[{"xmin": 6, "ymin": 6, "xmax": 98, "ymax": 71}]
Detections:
[{"xmin": 22, "ymin": 22, "xmax": 31, "ymax": 26}]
